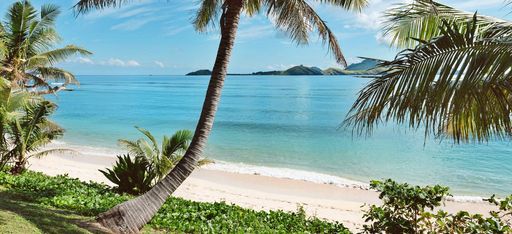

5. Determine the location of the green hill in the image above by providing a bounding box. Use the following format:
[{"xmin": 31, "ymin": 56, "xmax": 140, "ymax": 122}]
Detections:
[
  {"xmin": 186, "ymin": 69, "xmax": 212, "ymax": 76},
  {"xmin": 346, "ymin": 58, "xmax": 380, "ymax": 71},
  {"xmin": 282, "ymin": 65, "xmax": 324, "ymax": 75},
  {"xmin": 186, "ymin": 58, "xmax": 386, "ymax": 76}
]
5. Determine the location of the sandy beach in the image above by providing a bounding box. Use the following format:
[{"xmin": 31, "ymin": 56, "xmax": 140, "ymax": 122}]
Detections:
[{"xmin": 29, "ymin": 152, "xmax": 497, "ymax": 232}]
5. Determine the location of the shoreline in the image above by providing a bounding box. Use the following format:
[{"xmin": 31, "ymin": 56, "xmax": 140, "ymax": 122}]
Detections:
[
  {"xmin": 28, "ymin": 143, "xmax": 499, "ymax": 231},
  {"xmin": 50, "ymin": 140, "xmax": 496, "ymax": 201}
]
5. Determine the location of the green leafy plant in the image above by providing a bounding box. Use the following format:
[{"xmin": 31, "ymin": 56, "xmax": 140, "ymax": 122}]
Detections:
[
  {"xmin": 363, "ymin": 179, "xmax": 512, "ymax": 234},
  {"xmin": 99, "ymin": 154, "xmax": 156, "ymax": 195},
  {"xmin": 0, "ymin": 170, "xmax": 351, "ymax": 233},
  {"xmin": 362, "ymin": 179, "xmax": 450, "ymax": 233},
  {"xmin": 119, "ymin": 127, "xmax": 195, "ymax": 182}
]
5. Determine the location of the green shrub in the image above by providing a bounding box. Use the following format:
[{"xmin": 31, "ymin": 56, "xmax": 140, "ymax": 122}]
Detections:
[
  {"xmin": 0, "ymin": 170, "xmax": 129, "ymax": 215},
  {"xmin": 99, "ymin": 154, "xmax": 156, "ymax": 195},
  {"xmin": 152, "ymin": 200, "xmax": 349, "ymax": 233},
  {"xmin": 0, "ymin": 170, "xmax": 350, "ymax": 233},
  {"xmin": 363, "ymin": 179, "xmax": 512, "ymax": 234}
]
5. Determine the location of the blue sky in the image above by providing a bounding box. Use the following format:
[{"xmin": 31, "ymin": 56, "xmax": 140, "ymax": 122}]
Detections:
[{"xmin": 0, "ymin": 0, "xmax": 509, "ymax": 75}]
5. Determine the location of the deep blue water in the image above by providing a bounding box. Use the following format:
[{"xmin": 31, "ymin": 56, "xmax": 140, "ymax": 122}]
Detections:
[{"xmin": 50, "ymin": 75, "xmax": 512, "ymax": 196}]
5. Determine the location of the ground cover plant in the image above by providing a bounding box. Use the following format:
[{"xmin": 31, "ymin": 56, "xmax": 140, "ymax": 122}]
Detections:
[
  {"xmin": 0, "ymin": 169, "xmax": 351, "ymax": 233},
  {"xmin": 363, "ymin": 179, "xmax": 512, "ymax": 234}
]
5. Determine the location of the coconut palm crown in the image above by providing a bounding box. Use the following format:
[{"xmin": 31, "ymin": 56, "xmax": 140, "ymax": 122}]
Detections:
[
  {"xmin": 1, "ymin": 1, "xmax": 91, "ymax": 94},
  {"xmin": 76, "ymin": 0, "xmax": 368, "ymax": 67}
]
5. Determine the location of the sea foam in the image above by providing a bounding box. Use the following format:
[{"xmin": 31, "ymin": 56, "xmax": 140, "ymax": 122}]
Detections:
[{"xmin": 203, "ymin": 160, "xmax": 370, "ymax": 190}]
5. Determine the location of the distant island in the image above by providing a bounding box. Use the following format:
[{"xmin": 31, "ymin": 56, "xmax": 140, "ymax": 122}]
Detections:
[{"xmin": 186, "ymin": 58, "xmax": 386, "ymax": 76}]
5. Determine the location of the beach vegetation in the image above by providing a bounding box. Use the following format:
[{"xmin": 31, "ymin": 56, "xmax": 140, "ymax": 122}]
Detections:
[
  {"xmin": 118, "ymin": 127, "xmax": 194, "ymax": 182},
  {"xmin": 0, "ymin": 0, "xmax": 91, "ymax": 95},
  {"xmin": 99, "ymin": 154, "xmax": 156, "ymax": 195},
  {"xmin": 0, "ymin": 186, "xmax": 107, "ymax": 234},
  {"xmin": 363, "ymin": 179, "xmax": 512, "ymax": 234},
  {"xmin": 74, "ymin": 0, "xmax": 369, "ymax": 231},
  {"xmin": 345, "ymin": 0, "xmax": 512, "ymax": 143},
  {"xmin": 0, "ymin": 77, "xmax": 69, "ymax": 174},
  {"xmin": 0, "ymin": 169, "xmax": 351, "ymax": 233}
]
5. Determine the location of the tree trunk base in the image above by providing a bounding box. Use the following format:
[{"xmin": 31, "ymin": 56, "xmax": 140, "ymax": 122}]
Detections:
[
  {"xmin": 96, "ymin": 204, "xmax": 140, "ymax": 234},
  {"xmin": 10, "ymin": 162, "xmax": 25, "ymax": 175}
]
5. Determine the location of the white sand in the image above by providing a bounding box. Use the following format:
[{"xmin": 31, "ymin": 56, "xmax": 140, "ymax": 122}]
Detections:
[{"xmin": 28, "ymin": 152, "xmax": 497, "ymax": 232}]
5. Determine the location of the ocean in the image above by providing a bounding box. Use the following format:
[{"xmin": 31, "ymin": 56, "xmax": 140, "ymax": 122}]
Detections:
[{"xmin": 49, "ymin": 75, "xmax": 512, "ymax": 197}]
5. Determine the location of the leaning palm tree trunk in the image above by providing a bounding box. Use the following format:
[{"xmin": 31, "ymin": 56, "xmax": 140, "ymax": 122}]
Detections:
[{"xmin": 96, "ymin": 0, "xmax": 244, "ymax": 232}]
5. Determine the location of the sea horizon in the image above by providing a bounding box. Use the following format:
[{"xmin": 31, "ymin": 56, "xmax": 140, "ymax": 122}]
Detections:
[{"xmin": 49, "ymin": 75, "xmax": 512, "ymax": 198}]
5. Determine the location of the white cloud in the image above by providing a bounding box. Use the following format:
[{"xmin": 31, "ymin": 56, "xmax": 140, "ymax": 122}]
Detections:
[
  {"xmin": 111, "ymin": 15, "xmax": 164, "ymax": 31},
  {"xmin": 166, "ymin": 25, "xmax": 191, "ymax": 36},
  {"xmin": 375, "ymin": 32, "xmax": 393, "ymax": 45},
  {"xmin": 102, "ymin": 58, "xmax": 141, "ymax": 67},
  {"xmin": 126, "ymin": 60, "xmax": 141, "ymax": 67},
  {"xmin": 207, "ymin": 24, "xmax": 275, "ymax": 41},
  {"xmin": 154, "ymin": 61, "xmax": 165, "ymax": 68},
  {"xmin": 238, "ymin": 25, "xmax": 274, "ymax": 40},
  {"xmin": 345, "ymin": 0, "xmax": 506, "ymax": 31},
  {"xmin": 117, "ymin": 7, "xmax": 156, "ymax": 18},
  {"xmin": 105, "ymin": 58, "xmax": 125, "ymax": 66},
  {"xmin": 453, "ymin": 0, "xmax": 506, "ymax": 10},
  {"xmin": 77, "ymin": 57, "xmax": 94, "ymax": 64}
]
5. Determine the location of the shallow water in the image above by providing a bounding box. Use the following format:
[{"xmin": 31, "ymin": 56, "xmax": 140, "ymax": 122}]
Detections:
[{"xmin": 49, "ymin": 75, "xmax": 512, "ymax": 197}]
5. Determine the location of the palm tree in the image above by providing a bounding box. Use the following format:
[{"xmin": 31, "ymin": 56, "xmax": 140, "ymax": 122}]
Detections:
[
  {"xmin": 0, "ymin": 77, "xmax": 32, "ymax": 170},
  {"xmin": 75, "ymin": 0, "xmax": 368, "ymax": 232},
  {"xmin": 345, "ymin": 0, "xmax": 512, "ymax": 143},
  {"xmin": 0, "ymin": 1, "xmax": 91, "ymax": 95},
  {"xmin": 7, "ymin": 100, "xmax": 69, "ymax": 174},
  {"xmin": 0, "ymin": 77, "xmax": 69, "ymax": 173},
  {"xmin": 118, "ymin": 127, "xmax": 193, "ymax": 182}
]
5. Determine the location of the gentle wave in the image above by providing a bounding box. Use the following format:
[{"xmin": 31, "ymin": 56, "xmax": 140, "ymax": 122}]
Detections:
[
  {"xmin": 202, "ymin": 160, "xmax": 369, "ymax": 189},
  {"xmin": 49, "ymin": 140, "xmax": 122, "ymax": 158},
  {"xmin": 49, "ymin": 140, "xmax": 487, "ymax": 203},
  {"xmin": 447, "ymin": 196, "xmax": 486, "ymax": 203}
]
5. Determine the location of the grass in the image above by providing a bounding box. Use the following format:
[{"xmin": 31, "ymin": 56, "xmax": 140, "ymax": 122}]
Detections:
[
  {"xmin": 0, "ymin": 187, "xmax": 170, "ymax": 233},
  {"xmin": 0, "ymin": 187, "xmax": 107, "ymax": 234}
]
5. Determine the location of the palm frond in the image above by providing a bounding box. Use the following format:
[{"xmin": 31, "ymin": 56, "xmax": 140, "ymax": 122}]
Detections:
[
  {"xmin": 137, "ymin": 138, "xmax": 158, "ymax": 165},
  {"xmin": 74, "ymin": 0, "xmax": 133, "ymax": 14},
  {"xmin": 245, "ymin": 0, "xmax": 263, "ymax": 16},
  {"xmin": 34, "ymin": 67, "xmax": 78, "ymax": 85},
  {"xmin": 27, "ymin": 3, "xmax": 61, "ymax": 45},
  {"xmin": 135, "ymin": 126, "xmax": 160, "ymax": 156},
  {"xmin": 162, "ymin": 129, "xmax": 193, "ymax": 158},
  {"xmin": 345, "ymin": 16, "xmax": 512, "ymax": 143},
  {"xmin": 0, "ymin": 77, "xmax": 11, "ymax": 104},
  {"xmin": 312, "ymin": 0, "xmax": 367, "ymax": 11},
  {"xmin": 29, "ymin": 45, "xmax": 92, "ymax": 66},
  {"xmin": 383, "ymin": 0, "xmax": 511, "ymax": 48},
  {"xmin": 266, "ymin": 0, "xmax": 354, "ymax": 66},
  {"xmin": 193, "ymin": 0, "xmax": 222, "ymax": 32},
  {"xmin": 118, "ymin": 139, "xmax": 145, "ymax": 156}
]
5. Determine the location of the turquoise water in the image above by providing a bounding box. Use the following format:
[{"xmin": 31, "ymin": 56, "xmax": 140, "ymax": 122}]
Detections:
[{"xmin": 50, "ymin": 75, "xmax": 512, "ymax": 197}]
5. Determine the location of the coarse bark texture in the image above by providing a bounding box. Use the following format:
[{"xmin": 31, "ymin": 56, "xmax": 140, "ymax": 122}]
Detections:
[{"xmin": 95, "ymin": 1, "xmax": 244, "ymax": 233}]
